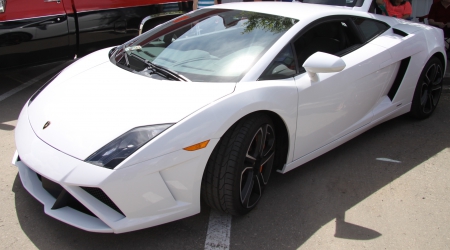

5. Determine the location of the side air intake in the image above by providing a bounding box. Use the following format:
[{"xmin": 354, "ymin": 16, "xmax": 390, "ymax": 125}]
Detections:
[
  {"xmin": 81, "ymin": 187, "xmax": 125, "ymax": 216},
  {"xmin": 388, "ymin": 57, "xmax": 411, "ymax": 100}
]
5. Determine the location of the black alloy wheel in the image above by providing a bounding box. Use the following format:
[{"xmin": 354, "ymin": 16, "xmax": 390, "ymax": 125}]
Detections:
[
  {"xmin": 240, "ymin": 124, "xmax": 275, "ymax": 209},
  {"xmin": 202, "ymin": 114, "xmax": 276, "ymax": 215},
  {"xmin": 410, "ymin": 57, "xmax": 443, "ymax": 119}
]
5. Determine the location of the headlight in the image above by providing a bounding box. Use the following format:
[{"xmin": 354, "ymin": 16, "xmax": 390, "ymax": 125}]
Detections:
[{"xmin": 85, "ymin": 124, "xmax": 173, "ymax": 169}]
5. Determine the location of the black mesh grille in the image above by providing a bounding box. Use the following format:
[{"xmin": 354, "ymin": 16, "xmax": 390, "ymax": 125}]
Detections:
[
  {"xmin": 81, "ymin": 187, "xmax": 125, "ymax": 216},
  {"xmin": 37, "ymin": 174, "xmax": 96, "ymax": 217}
]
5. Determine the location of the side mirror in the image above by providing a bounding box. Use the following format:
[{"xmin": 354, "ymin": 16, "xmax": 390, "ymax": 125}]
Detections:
[{"xmin": 302, "ymin": 52, "xmax": 346, "ymax": 81}]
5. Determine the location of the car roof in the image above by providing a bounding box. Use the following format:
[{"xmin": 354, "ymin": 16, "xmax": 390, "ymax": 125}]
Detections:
[{"xmin": 210, "ymin": 2, "xmax": 369, "ymax": 20}]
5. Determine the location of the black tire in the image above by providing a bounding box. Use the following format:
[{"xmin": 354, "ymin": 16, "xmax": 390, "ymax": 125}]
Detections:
[
  {"xmin": 410, "ymin": 57, "xmax": 444, "ymax": 119},
  {"xmin": 201, "ymin": 114, "xmax": 276, "ymax": 216}
]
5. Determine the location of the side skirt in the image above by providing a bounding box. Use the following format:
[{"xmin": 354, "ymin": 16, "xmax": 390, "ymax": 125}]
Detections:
[{"xmin": 280, "ymin": 103, "xmax": 411, "ymax": 174}]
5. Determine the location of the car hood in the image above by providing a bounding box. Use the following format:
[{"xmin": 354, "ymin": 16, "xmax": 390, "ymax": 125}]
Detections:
[{"xmin": 28, "ymin": 53, "xmax": 236, "ymax": 160}]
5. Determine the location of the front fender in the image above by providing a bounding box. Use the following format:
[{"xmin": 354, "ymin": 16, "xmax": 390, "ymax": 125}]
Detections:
[{"xmin": 119, "ymin": 78, "xmax": 298, "ymax": 169}]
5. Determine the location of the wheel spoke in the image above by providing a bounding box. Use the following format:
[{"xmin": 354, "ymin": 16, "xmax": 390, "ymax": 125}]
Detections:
[
  {"xmin": 426, "ymin": 93, "xmax": 433, "ymax": 111},
  {"xmin": 260, "ymin": 150, "xmax": 275, "ymax": 167},
  {"xmin": 262, "ymin": 125, "xmax": 275, "ymax": 157},
  {"xmin": 429, "ymin": 93, "xmax": 435, "ymax": 109},
  {"xmin": 259, "ymin": 151, "xmax": 274, "ymax": 184},
  {"xmin": 247, "ymin": 174, "xmax": 262, "ymax": 207},
  {"xmin": 423, "ymin": 75, "xmax": 431, "ymax": 85},
  {"xmin": 244, "ymin": 154, "xmax": 256, "ymax": 167},
  {"xmin": 240, "ymin": 167, "xmax": 254, "ymax": 205},
  {"xmin": 240, "ymin": 168, "xmax": 263, "ymax": 208},
  {"xmin": 420, "ymin": 89, "xmax": 428, "ymax": 106},
  {"xmin": 425, "ymin": 64, "xmax": 436, "ymax": 85},
  {"xmin": 259, "ymin": 125, "xmax": 268, "ymax": 157},
  {"xmin": 254, "ymin": 174, "xmax": 262, "ymax": 196},
  {"xmin": 254, "ymin": 128, "xmax": 264, "ymax": 156},
  {"xmin": 431, "ymin": 65, "xmax": 442, "ymax": 84},
  {"xmin": 431, "ymin": 85, "xmax": 441, "ymax": 107},
  {"xmin": 246, "ymin": 128, "xmax": 263, "ymax": 161},
  {"xmin": 431, "ymin": 84, "xmax": 442, "ymax": 92}
]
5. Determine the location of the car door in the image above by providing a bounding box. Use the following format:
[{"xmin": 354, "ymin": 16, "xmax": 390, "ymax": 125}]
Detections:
[
  {"xmin": 292, "ymin": 16, "xmax": 396, "ymax": 161},
  {"xmin": 0, "ymin": 0, "xmax": 70, "ymax": 69},
  {"xmin": 73, "ymin": 0, "xmax": 151, "ymax": 57}
]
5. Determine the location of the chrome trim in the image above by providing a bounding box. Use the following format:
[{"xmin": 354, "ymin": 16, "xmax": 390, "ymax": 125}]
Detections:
[
  {"xmin": 0, "ymin": 13, "xmax": 64, "ymax": 23},
  {"xmin": 75, "ymin": 1, "xmax": 192, "ymax": 14},
  {"xmin": 161, "ymin": 1, "xmax": 184, "ymax": 4},
  {"xmin": 44, "ymin": 0, "xmax": 61, "ymax": 3},
  {"xmin": 139, "ymin": 11, "xmax": 187, "ymax": 35},
  {"xmin": 0, "ymin": 0, "xmax": 6, "ymax": 13}
]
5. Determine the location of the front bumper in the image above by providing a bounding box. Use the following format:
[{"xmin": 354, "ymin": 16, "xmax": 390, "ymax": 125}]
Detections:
[{"xmin": 13, "ymin": 105, "xmax": 218, "ymax": 233}]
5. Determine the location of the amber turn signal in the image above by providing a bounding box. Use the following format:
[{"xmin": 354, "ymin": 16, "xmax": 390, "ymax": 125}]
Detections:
[{"xmin": 183, "ymin": 140, "xmax": 210, "ymax": 151}]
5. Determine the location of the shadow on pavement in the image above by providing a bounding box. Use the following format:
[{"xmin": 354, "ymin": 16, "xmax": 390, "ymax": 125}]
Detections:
[
  {"xmin": 0, "ymin": 61, "xmax": 72, "ymax": 131},
  {"xmin": 12, "ymin": 175, "xmax": 211, "ymax": 249},
  {"xmin": 230, "ymin": 94, "xmax": 450, "ymax": 249},
  {"xmin": 333, "ymin": 212, "xmax": 382, "ymax": 240},
  {"xmin": 9, "ymin": 69, "xmax": 450, "ymax": 248}
]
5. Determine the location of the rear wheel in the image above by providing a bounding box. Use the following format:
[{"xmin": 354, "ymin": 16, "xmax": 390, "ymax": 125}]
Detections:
[
  {"xmin": 410, "ymin": 57, "xmax": 443, "ymax": 119},
  {"xmin": 201, "ymin": 114, "xmax": 276, "ymax": 215}
]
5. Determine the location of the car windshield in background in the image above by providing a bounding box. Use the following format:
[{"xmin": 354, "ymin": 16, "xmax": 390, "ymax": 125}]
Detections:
[
  {"xmin": 300, "ymin": 0, "xmax": 361, "ymax": 7},
  {"xmin": 111, "ymin": 9, "xmax": 298, "ymax": 82}
]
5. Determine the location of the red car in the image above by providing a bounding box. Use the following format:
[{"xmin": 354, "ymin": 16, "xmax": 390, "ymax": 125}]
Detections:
[{"xmin": 0, "ymin": 0, "xmax": 192, "ymax": 69}]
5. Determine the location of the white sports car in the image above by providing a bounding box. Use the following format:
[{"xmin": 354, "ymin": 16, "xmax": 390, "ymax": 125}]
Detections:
[{"xmin": 13, "ymin": 0, "xmax": 446, "ymax": 233}]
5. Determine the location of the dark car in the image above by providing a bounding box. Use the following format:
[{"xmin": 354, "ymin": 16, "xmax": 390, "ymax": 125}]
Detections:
[{"xmin": 0, "ymin": 0, "xmax": 192, "ymax": 69}]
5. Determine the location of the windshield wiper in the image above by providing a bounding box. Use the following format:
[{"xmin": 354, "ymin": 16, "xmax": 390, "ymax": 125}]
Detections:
[{"xmin": 127, "ymin": 52, "xmax": 190, "ymax": 82}]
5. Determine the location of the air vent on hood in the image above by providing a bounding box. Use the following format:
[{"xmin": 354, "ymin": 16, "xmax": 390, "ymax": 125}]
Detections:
[{"xmin": 393, "ymin": 28, "xmax": 408, "ymax": 37}]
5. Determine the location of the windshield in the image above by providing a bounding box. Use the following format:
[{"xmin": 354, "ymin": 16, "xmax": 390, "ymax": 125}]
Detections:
[{"xmin": 111, "ymin": 9, "xmax": 298, "ymax": 82}]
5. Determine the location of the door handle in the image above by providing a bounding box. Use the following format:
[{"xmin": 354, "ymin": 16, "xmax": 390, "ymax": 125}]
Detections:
[
  {"xmin": 44, "ymin": 0, "xmax": 61, "ymax": 3},
  {"xmin": 0, "ymin": 0, "xmax": 6, "ymax": 13},
  {"xmin": 38, "ymin": 18, "xmax": 61, "ymax": 25}
]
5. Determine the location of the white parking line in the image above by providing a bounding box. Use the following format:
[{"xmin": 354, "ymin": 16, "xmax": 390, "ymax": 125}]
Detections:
[
  {"xmin": 204, "ymin": 209, "xmax": 232, "ymax": 250},
  {"xmin": 0, "ymin": 64, "xmax": 66, "ymax": 102},
  {"xmin": 376, "ymin": 158, "xmax": 401, "ymax": 163}
]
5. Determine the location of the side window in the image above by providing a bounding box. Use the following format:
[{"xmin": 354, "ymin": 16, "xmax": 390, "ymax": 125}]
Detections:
[
  {"xmin": 352, "ymin": 17, "xmax": 389, "ymax": 42},
  {"xmin": 259, "ymin": 45, "xmax": 296, "ymax": 81},
  {"xmin": 293, "ymin": 20, "xmax": 361, "ymax": 71}
]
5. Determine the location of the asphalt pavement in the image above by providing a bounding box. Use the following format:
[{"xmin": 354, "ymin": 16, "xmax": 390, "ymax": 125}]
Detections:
[{"xmin": 0, "ymin": 60, "xmax": 450, "ymax": 249}]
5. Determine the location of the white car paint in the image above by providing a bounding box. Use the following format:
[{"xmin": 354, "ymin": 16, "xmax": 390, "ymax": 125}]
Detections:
[
  {"xmin": 29, "ymin": 50, "xmax": 236, "ymax": 160},
  {"xmin": 13, "ymin": 2, "xmax": 446, "ymax": 233},
  {"xmin": 293, "ymin": 43, "xmax": 395, "ymax": 161}
]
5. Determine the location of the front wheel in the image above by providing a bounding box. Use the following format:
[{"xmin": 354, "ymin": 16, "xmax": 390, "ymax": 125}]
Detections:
[
  {"xmin": 410, "ymin": 57, "xmax": 444, "ymax": 119},
  {"xmin": 201, "ymin": 114, "xmax": 276, "ymax": 215}
]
